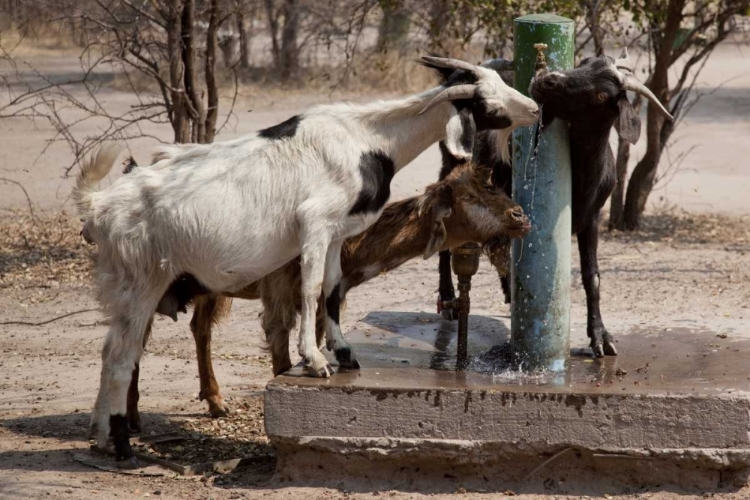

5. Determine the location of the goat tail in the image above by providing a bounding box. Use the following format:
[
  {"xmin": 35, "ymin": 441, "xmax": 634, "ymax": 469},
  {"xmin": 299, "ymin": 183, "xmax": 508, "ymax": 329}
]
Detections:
[{"xmin": 72, "ymin": 144, "xmax": 121, "ymax": 221}]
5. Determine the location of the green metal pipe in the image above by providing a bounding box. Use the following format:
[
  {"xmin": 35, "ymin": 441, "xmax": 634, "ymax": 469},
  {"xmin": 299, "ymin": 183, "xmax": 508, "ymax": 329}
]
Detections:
[{"xmin": 511, "ymin": 14, "xmax": 574, "ymax": 372}]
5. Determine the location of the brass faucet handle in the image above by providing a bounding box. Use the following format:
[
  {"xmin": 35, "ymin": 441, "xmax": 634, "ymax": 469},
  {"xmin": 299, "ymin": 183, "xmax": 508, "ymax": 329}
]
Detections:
[
  {"xmin": 533, "ymin": 43, "xmax": 548, "ymax": 70},
  {"xmin": 534, "ymin": 43, "xmax": 547, "ymax": 67}
]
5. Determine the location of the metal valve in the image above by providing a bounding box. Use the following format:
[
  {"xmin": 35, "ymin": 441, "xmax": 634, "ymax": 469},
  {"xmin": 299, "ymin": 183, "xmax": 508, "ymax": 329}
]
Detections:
[{"xmin": 438, "ymin": 242, "xmax": 482, "ymax": 370}]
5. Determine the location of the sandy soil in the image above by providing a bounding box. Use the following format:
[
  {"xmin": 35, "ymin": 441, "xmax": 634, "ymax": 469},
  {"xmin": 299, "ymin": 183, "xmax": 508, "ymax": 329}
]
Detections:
[{"xmin": 1, "ymin": 41, "xmax": 749, "ymax": 499}]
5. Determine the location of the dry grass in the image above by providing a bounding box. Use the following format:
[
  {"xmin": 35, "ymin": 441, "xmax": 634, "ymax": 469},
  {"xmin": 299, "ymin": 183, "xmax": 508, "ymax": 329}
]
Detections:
[
  {"xmin": 134, "ymin": 395, "xmax": 273, "ymax": 467},
  {"xmin": 0, "ymin": 209, "xmax": 93, "ymax": 295},
  {"xmin": 603, "ymin": 209, "xmax": 750, "ymax": 248}
]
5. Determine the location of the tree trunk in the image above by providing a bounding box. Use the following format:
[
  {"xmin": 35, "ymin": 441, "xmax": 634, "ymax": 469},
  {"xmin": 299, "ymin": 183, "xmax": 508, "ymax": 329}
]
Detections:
[
  {"xmin": 621, "ymin": 0, "xmax": 684, "ymax": 230},
  {"xmin": 167, "ymin": 0, "xmax": 190, "ymax": 143},
  {"xmin": 181, "ymin": 0, "xmax": 206, "ymax": 143},
  {"xmin": 609, "ymin": 96, "xmax": 642, "ymax": 230},
  {"xmin": 427, "ymin": 0, "xmax": 451, "ymax": 53},
  {"xmin": 584, "ymin": 0, "xmax": 605, "ymax": 56},
  {"xmin": 279, "ymin": 0, "xmax": 299, "ymax": 81},
  {"xmin": 204, "ymin": 0, "xmax": 220, "ymax": 143},
  {"xmin": 376, "ymin": 1, "xmax": 410, "ymax": 54},
  {"xmin": 237, "ymin": 5, "xmax": 251, "ymax": 69},
  {"xmin": 265, "ymin": 0, "xmax": 281, "ymax": 69}
]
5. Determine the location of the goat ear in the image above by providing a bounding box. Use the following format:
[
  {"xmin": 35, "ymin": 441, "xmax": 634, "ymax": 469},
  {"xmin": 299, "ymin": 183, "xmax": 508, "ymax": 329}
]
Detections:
[
  {"xmin": 444, "ymin": 106, "xmax": 475, "ymax": 160},
  {"xmin": 615, "ymin": 97, "xmax": 641, "ymax": 144},
  {"xmin": 423, "ymin": 187, "xmax": 453, "ymax": 260},
  {"xmin": 478, "ymin": 166, "xmax": 493, "ymax": 186}
]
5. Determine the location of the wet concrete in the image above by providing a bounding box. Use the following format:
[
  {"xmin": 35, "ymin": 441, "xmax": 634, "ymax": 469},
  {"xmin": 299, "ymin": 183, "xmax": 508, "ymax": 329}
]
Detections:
[
  {"xmin": 265, "ymin": 313, "xmax": 750, "ymax": 488},
  {"xmin": 275, "ymin": 311, "xmax": 750, "ymax": 396}
]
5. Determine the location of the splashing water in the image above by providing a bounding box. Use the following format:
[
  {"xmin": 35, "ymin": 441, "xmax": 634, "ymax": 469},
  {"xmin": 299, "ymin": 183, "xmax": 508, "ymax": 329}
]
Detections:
[{"xmin": 515, "ymin": 106, "xmax": 545, "ymax": 267}]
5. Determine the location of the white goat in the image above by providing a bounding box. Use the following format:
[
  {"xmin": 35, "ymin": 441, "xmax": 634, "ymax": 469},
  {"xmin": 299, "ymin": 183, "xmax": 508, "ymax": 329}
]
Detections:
[{"xmin": 74, "ymin": 56, "xmax": 539, "ymax": 464}]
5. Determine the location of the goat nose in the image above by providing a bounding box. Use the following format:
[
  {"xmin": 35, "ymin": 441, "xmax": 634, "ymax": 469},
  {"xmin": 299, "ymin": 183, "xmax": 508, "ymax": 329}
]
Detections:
[{"xmin": 506, "ymin": 207, "xmax": 524, "ymax": 221}]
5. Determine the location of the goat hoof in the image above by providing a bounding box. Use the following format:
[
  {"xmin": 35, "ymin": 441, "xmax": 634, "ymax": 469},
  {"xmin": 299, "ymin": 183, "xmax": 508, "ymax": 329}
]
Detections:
[
  {"xmin": 603, "ymin": 341, "xmax": 618, "ymax": 356},
  {"xmin": 208, "ymin": 402, "xmax": 232, "ymax": 418},
  {"xmin": 206, "ymin": 395, "xmax": 231, "ymax": 418},
  {"xmin": 334, "ymin": 347, "xmax": 361, "ymax": 370},
  {"xmin": 308, "ymin": 364, "xmax": 333, "ymax": 378},
  {"xmin": 209, "ymin": 405, "xmax": 232, "ymax": 418},
  {"xmin": 437, "ymin": 295, "xmax": 457, "ymax": 321},
  {"xmin": 440, "ymin": 308, "xmax": 455, "ymax": 321},
  {"xmin": 592, "ymin": 343, "xmax": 605, "ymax": 358},
  {"xmin": 304, "ymin": 358, "xmax": 334, "ymax": 378},
  {"xmin": 117, "ymin": 456, "xmax": 141, "ymax": 470},
  {"xmin": 303, "ymin": 350, "xmax": 334, "ymax": 377},
  {"xmin": 128, "ymin": 415, "xmax": 141, "ymax": 435}
]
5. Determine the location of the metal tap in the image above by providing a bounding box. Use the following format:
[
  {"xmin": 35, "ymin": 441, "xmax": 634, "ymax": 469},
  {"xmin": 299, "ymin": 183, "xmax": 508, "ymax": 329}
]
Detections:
[{"xmin": 439, "ymin": 242, "xmax": 481, "ymax": 370}]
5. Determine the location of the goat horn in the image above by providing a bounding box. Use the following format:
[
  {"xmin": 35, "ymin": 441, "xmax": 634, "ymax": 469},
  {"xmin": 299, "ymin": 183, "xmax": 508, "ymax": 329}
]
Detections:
[
  {"xmin": 615, "ymin": 47, "xmax": 634, "ymax": 72},
  {"xmin": 623, "ymin": 75, "xmax": 674, "ymax": 121},
  {"xmin": 419, "ymin": 84, "xmax": 477, "ymax": 115},
  {"xmin": 421, "ymin": 56, "xmax": 480, "ymax": 75},
  {"xmin": 480, "ymin": 58, "xmax": 514, "ymax": 72}
]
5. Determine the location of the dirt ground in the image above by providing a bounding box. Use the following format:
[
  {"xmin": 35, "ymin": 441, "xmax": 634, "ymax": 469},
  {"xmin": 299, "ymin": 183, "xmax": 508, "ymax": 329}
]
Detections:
[{"xmin": 1, "ymin": 42, "xmax": 750, "ymax": 499}]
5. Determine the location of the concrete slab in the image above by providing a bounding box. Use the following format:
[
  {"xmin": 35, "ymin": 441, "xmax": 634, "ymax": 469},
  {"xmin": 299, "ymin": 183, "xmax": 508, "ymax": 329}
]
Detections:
[{"xmin": 265, "ymin": 312, "xmax": 750, "ymax": 490}]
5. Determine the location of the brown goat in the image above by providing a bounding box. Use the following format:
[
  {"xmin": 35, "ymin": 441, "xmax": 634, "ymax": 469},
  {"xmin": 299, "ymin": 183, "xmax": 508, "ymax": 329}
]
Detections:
[{"xmin": 123, "ymin": 160, "xmax": 529, "ymax": 429}]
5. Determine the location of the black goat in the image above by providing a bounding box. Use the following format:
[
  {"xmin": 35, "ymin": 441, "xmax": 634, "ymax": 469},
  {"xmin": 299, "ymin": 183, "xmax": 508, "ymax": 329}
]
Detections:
[{"xmin": 437, "ymin": 50, "xmax": 673, "ymax": 358}]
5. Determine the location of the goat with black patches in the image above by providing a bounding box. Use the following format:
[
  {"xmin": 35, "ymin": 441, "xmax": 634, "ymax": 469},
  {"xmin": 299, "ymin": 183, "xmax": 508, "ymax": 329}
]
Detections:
[
  {"xmin": 119, "ymin": 160, "xmax": 530, "ymax": 422},
  {"xmin": 434, "ymin": 60, "xmax": 517, "ymax": 318},
  {"xmin": 435, "ymin": 51, "xmax": 673, "ymax": 358},
  {"xmin": 74, "ymin": 55, "xmax": 539, "ymax": 465},
  {"xmin": 527, "ymin": 48, "xmax": 673, "ymax": 357}
]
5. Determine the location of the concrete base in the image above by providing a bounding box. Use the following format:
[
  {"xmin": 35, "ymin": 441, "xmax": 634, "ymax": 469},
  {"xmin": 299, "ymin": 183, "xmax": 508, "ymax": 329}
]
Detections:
[{"xmin": 265, "ymin": 312, "xmax": 750, "ymax": 491}]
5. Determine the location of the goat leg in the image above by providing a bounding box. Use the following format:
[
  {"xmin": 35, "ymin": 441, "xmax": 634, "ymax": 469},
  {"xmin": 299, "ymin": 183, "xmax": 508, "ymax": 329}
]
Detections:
[
  {"xmin": 298, "ymin": 231, "xmax": 334, "ymax": 377},
  {"xmin": 437, "ymin": 250, "xmax": 457, "ymax": 320},
  {"xmin": 190, "ymin": 295, "xmax": 231, "ymax": 417},
  {"xmin": 126, "ymin": 363, "xmax": 141, "ymax": 434},
  {"xmin": 577, "ymin": 221, "xmax": 617, "ymax": 358},
  {"xmin": 500, "ymin": 276, "xmax": 511, "ymax": 304},
  {"xmin": 99, "ymin": 308, "xmax": 154, "ymax": 468},
  {"xmin": 323, "ymin": 240, "xmax": 360, "ymax": 370},
  {"xmin": 125, "ymin": 318, "xmax": 152, "ymax": 434}
]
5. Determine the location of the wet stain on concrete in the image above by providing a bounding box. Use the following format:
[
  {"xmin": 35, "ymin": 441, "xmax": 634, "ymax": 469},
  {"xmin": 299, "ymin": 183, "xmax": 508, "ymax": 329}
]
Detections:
[{"xmin": 273, "ymin": 321, "xmax": 750, "ymax": 398}]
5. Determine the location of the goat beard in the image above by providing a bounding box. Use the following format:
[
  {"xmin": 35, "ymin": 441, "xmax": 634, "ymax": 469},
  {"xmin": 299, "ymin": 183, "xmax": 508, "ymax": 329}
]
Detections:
[{"xmin": 482, "ymin": 236, "xmax": 511, "ymax": 281}]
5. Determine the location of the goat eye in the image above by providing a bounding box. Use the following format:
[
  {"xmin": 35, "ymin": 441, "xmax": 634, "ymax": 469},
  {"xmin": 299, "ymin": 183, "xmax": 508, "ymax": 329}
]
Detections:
[{"xmin": 596, "ymin": 92, "xmax": 608, "ymax": 102}]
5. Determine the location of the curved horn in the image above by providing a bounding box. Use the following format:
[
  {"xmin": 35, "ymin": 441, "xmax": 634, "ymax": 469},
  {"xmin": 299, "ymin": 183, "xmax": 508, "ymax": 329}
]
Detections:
[
  {"xmin": 480, "ymin": 58, "xmax": 514, "ymax": 72},
  {"xmin": 623, "ymin": 75, "xmax": 674, "ymax": 121},
  {"xmin": 421, "ymin": 56, "xmax": 480, "ymax": 75},
  {"xmin": 419, "ymin": 84, "xmax": 477, "ymax": 115}
]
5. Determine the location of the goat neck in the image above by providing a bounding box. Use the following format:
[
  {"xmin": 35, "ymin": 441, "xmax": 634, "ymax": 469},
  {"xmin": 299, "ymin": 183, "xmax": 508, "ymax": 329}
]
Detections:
[
  {"xmin": 339, "ymin": 196, "xmax": 437, "ymax": 292},
  {"xmin": 567, "ymin": 110, "xmax": 617, "ymax": 174},
  {"xmin": 350, "ymin": 88, "xmax": 453, "ymax": 170}
]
